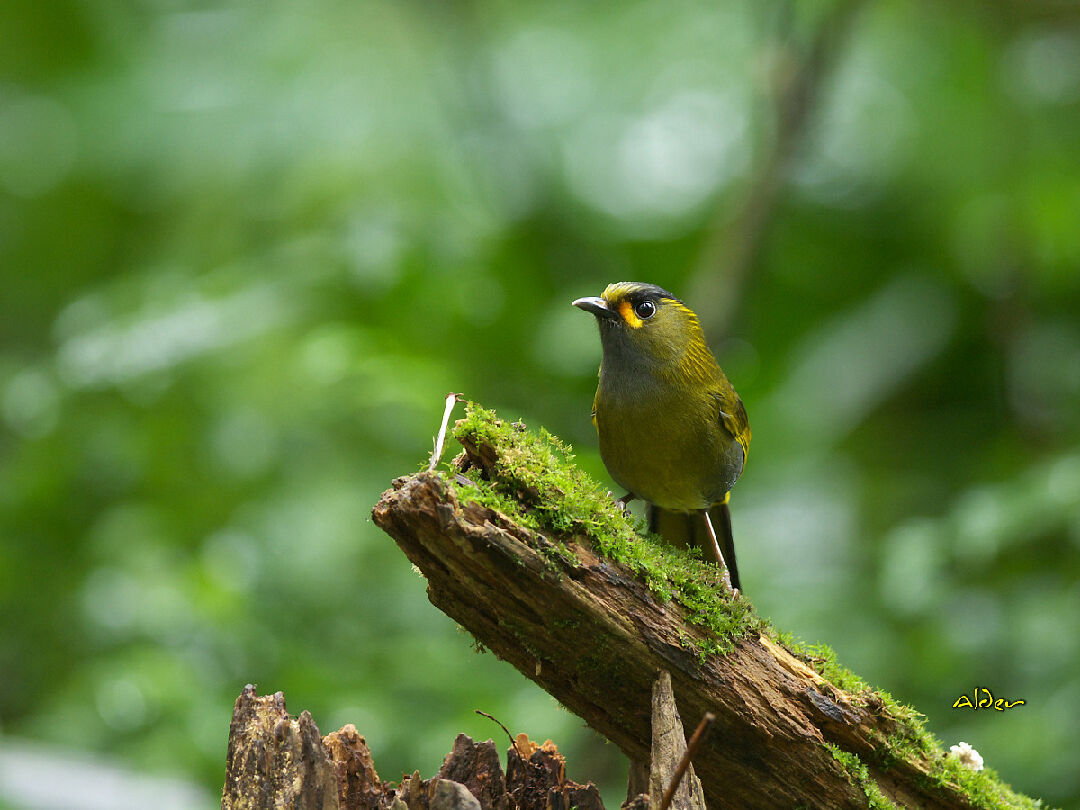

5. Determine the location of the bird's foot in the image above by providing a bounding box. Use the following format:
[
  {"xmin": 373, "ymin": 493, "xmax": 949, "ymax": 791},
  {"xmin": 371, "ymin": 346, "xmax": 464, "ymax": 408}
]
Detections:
[
  {"xmin": 719, "ymin": 566, "xmax": 733, "ymax": 594},
  {"xmin": 611, "ymin": 491, "xmax": 636, "ymax": 518},
  {"xmin": 709, "ymin": 563, "xmax": 741, "ymax": 598}
]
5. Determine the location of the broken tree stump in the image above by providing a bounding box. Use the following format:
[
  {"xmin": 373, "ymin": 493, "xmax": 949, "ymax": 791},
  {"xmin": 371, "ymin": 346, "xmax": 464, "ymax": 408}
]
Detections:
[
  {"xmin": 220, "ymin": 685, "xmax": 610, "ymax": 810},
  {"xmin": 221, "ymin": 685, "xmax": 347, "ymax": 810},
  {"xmin": 648, "ymin": 671, "xmax": 706, "ymax": 810}
]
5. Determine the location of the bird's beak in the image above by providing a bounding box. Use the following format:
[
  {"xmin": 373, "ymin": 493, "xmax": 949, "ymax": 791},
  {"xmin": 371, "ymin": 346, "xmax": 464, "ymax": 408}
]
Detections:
[{"xmin": 572, "ymin": 296, "xmax": 617, "ymax": 320}]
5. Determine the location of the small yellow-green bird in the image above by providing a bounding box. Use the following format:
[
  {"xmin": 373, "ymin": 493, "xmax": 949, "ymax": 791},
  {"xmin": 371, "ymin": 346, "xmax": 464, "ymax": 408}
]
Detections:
[{"xmin": 573, "ymin": 282, "xmax": 750, "ymax": 591}]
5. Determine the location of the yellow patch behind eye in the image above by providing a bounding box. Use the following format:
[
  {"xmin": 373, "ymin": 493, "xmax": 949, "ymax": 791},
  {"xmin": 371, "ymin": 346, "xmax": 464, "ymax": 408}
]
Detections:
[{"xmin": 618, "ymin": 300, "xmax": 643, "ymax": 329}]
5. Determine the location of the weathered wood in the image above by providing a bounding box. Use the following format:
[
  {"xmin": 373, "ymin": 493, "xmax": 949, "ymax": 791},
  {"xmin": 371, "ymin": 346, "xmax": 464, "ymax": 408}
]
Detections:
[
  {"xmin": 438, "ymin": 734, "xmax": 508, "ymax": 810},
  {"xmin": 221, "ymin": 685, "xmax": 340, "ymax": 810},
  {"xmin": 625, "ymin": 760, "xmax": 649, "ymax": 806},
  {"xmin": 505, "ymin": 733, "xmax": 606, "ymax": 810},
  {"xmin": 648, "ymin": 672, "xmax": 705, "ymax": 810},
  {"xmin": 371, "ymin": 470, "xmax": 1000, "ymax": 810},
  {"xmin": 221, "ymin": 687, "xmax": 608, "ymax": 810},
  {"xmin": 324, "ymin": 724, "xmax": 387, "ymax": 810}
]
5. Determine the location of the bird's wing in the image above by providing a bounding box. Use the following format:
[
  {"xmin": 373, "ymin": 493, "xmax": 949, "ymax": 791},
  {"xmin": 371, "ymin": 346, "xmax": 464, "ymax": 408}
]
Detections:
[{"xmin": 713, "ymin": 386, "xmax": 751, "ymax": 460}]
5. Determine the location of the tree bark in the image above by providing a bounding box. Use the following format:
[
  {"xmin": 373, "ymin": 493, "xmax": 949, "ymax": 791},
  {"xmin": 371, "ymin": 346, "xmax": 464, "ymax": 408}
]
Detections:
[{"xmin": 221, "ymin": 685, "xmax": 343, "ymax": 810}]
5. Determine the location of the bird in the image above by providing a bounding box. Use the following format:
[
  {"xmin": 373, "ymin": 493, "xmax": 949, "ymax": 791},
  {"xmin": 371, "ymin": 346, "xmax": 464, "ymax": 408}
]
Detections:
[{"xmin": 573, "ymin": 282, "xmax": 750, "ymax": 591}]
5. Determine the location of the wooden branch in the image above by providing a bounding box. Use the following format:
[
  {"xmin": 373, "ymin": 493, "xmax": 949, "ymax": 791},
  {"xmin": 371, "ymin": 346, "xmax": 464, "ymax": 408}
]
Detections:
[
  {"xmin": 689, "ymin": 0, "xmax": 868, "ymax": 338},
  {"xmin": 370, "ymin": 407, "xmax": 1045, "ymax": 810},
  {"xmin": 374, "ymin": 472, "xmax": 860, "ymax": 808}
]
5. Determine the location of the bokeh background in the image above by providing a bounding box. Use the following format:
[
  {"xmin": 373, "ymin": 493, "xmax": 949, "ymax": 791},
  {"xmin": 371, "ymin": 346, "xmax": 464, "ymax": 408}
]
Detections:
[{"xmin": 2, "ymin": 1, "xmax": 1079, "ymax": 808}]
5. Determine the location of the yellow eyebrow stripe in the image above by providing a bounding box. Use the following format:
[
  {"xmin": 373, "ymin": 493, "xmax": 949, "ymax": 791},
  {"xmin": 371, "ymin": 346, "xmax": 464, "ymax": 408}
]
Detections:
[{"xmin": 618, "ymin": 300, "xmax": 643, "ymax": 328}]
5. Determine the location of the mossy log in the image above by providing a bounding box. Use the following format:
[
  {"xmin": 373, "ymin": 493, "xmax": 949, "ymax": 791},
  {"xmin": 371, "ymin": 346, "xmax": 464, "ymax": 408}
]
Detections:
[{"xmin": 370, "ymin": 404, "xmax": 1045, "ymax": 810}]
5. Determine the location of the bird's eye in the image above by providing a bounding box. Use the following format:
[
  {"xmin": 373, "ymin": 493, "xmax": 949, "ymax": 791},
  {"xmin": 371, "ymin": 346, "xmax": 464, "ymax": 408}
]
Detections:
[{"xmin": 634, "ymin": 300, "xmax": 656, "ymax": 319}]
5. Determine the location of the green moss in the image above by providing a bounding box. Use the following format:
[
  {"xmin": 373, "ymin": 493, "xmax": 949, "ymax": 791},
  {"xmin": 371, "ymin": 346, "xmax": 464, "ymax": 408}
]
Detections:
[
  {"xmin": 931, "ymin": 757, "xmax": 1048, "ymax": 809},
  {"xmin": 470, "ymin": 637, "xmax": 488, "ymax": 655},
  {"xmin": 577, "ymin": 639, "xmax": 627, "ymax": 685},
  {"xmin": 774, "ymin": 634, "xmax": 871, "ymax": 694},
  {"xmin": 773, "ymin": 633, "xmax": 926, "ymax": 743},
  {"xmin": 450, "ymin": 475, "xmax": 544, "ymax": 532},
  {"xmin": 781, "ymin": 633, "xmax": 1051, "ymax": 809},
  {"xmin": 551, "ymin": 615, "xmax": 582, "ymax": 631},
  {"xmin": 446, "ymin": 403, "xmax": 761, "ymax": 656},
  {"xmin": 826, "ymin": 745, "xmax": 899, "ymax": 809},
  {"xmin": 498, "ymin": 616, "xmax": 544, "ymax": 661},
  {"xmin": 449, "ymin": 474, "xmax": 577, "ymax": 570}
]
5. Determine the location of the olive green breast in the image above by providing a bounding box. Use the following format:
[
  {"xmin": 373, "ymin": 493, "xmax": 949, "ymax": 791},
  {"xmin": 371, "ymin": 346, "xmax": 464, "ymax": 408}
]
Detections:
[{"xmin": 594, "ymin": 373, "xmax": 743, "ymax": 511}]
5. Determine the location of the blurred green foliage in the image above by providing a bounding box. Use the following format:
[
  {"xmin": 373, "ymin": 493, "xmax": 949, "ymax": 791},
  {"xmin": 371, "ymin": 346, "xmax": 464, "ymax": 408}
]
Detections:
[{"xmin": 1, "ymin": 1, "xmax": 1078, "ymax": 808}]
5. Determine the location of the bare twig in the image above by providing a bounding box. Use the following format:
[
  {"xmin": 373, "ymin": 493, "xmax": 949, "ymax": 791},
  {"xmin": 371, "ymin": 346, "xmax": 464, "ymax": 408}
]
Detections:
[{"xmin": 474, "ymin": 709, "xmax": 515, "ymax": 746}]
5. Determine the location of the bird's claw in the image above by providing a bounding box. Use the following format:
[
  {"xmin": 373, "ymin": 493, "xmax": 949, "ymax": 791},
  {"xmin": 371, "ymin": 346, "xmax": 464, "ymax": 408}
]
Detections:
[
  {"xmin": 720, "ymin": 567, "xmax": 733, "ymax": 593},
  {"xmin": 710, "ymin": 564, "xmax": 739, "ymax": 597},
  {"xmin": 609, "ymin": 491, "xmax": 635, "ymax": 518}
]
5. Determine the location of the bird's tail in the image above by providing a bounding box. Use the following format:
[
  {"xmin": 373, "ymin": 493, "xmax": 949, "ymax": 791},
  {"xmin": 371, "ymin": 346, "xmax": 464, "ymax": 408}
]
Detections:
[{"xmin": 646, "ymin": 501, "xmax": 742, "ymax": 592}]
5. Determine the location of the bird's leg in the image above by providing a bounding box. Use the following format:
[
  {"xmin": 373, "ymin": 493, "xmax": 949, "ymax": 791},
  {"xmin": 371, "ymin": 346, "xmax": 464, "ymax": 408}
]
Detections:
[
  {"xmin": 615, "ymin": 491, "xmax": 637, "ymax": 516},
  {"xmin": 700, "ymin": 509, "xmax": 734, "ymax": 592}
]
